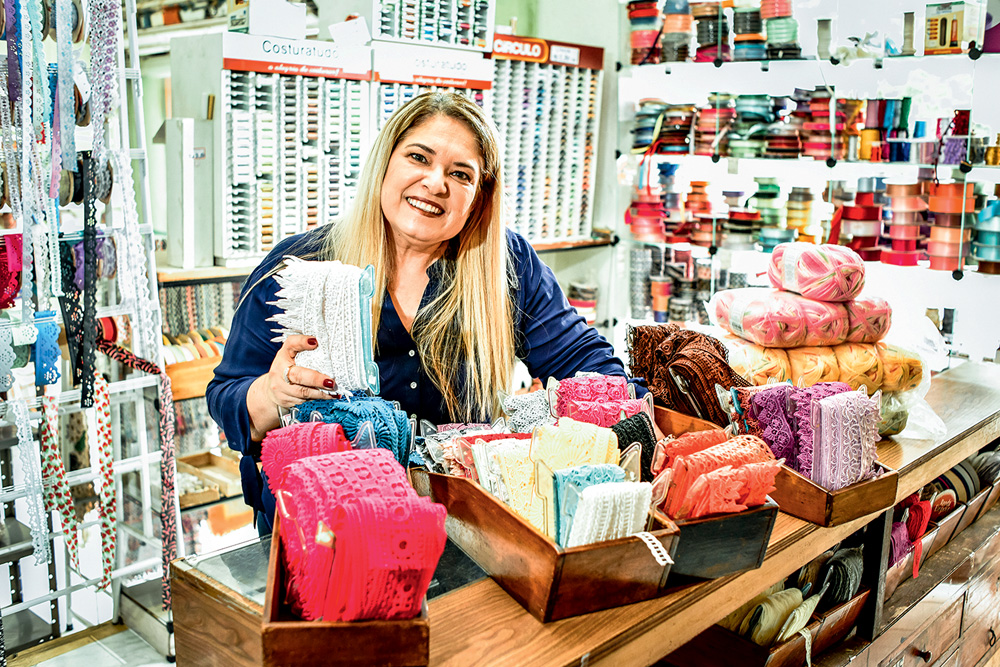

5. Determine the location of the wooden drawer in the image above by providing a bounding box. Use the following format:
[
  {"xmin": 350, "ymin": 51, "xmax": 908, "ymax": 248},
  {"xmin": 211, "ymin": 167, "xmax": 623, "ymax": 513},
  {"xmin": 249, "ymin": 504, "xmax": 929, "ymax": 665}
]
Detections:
[
  {"xmin": 964, "ymin": 557, "xmax": 1000, "ymax": 634},
  {"xmin": 933, "ymin": 645, "xmax": 960, "ymax": 667},
  {"xmin": 959, "ymin": 617, "xmax": 999, "ymax": 667},
  {"xmin": 878, "ymin": 595, "xmax": 962, "ymax": 667}
]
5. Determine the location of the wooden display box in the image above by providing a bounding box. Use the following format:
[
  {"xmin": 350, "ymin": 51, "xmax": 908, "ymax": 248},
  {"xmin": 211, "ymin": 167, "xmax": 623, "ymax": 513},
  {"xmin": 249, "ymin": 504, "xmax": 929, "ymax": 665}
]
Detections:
[
  {"xmin": 410, "ymin": 470, "xmax": 680, "ymax": 622},
  {"xmin": 664, "ymin": 589, "xmax": 870, "ymax": 667},
  {"xmin": 954, "ymin": 484, "xmax": 991, "ymax": 536},
  {"xmin": 654, "ymin": 406, "xmax": 779, "ymax": 578},
  {"xmin": 165, "ymin": 356, "xmax": 222, "ymax": 401},
  {"xmin": 262, "ymin": 513, "xmax": 430, "ymax": 667},
  {"xmin": 653, "ymin": 405, "xmax": 898, "ymax": 528},
  {"xmin": 925, "ymin": 504, "xmax": 968, "ymax": 560},
  {"xmin": 179, "ymin": 451, "xmax": 242, "ymax": 497},
  {"xmin": 883, "ymin": 524, "xmax": 939, "ymax": 603},
  {"xmin": 176, "ymin": 469, "xmax": 221, "ymax": 509},
  {"xmin": 769, "ymin": 463, "xmax": 899, "ymax": 527}
]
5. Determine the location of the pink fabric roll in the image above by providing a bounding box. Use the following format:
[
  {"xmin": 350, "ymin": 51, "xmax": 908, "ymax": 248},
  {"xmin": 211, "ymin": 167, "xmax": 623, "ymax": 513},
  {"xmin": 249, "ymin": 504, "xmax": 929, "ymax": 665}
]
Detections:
[
  {"xmin": 713, "ymin": 288, "xmax": 849, "ymax": 348},
  {"xmin": 844, "ymin": 296, "xmax": 892, "ymax": 344},
  {"xmin": 768, "ymin": 243, "xmax": 866, "ymax": 302}
]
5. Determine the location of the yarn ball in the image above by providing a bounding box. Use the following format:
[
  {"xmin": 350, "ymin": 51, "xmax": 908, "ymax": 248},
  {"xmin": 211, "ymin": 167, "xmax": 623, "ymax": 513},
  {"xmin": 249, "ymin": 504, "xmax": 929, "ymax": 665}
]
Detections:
[
  {"xmin": 787, "ymin": 347, "xmax": 841, "ymax": 386},
  {"xmin": 845, "ymin": 296, "xmax": 892, "ymax": 344},
  {"xmin": 877, "ymin": 344, "xmax": 923, "ymax": 393},
  {"xmin": 714, "ymin": 288, "xmax": 849, "ymax": 348},
  {"xmin": 722, "ymin": 335, "xmax": 792, "ymax": 385},
  {"xmin": 768, "ymin": 242, "xmax": 866, "ymax": 302},
  {"xmin": 833, "ymin": 343, "xmax": 885, "ymax": 395}
]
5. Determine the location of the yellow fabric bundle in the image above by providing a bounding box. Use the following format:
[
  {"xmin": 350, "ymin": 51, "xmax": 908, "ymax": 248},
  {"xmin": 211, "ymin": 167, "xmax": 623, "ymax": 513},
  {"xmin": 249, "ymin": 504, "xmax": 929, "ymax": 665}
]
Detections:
[
  {"xmin": 787, "ymin": 347, "xmax": 840, "ymax": 386},
  {"xmin": 739, "ymin": 588, "xmax": 804, "ymax": 646},
  {"xmin": 833, "ymin": 343, "xmax": 884, "ymax": 394},
  {"xmin": 723, "ymin": 335, "xmax": 792, "ymax": 386},
  {"xmin": 878, "ymin": 343, "xmax": 923, "ymax": 393},
  {"xmin": 718, "ymin": 582, "xmax": 784, "ymax": 633}
]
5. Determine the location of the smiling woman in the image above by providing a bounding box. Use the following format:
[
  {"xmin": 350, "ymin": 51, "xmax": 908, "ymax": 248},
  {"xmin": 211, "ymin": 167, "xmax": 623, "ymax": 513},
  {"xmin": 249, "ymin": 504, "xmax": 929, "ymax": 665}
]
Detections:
[{"xmin": 206, "ymin": 92, "xmax": 636, "ymax": 531}]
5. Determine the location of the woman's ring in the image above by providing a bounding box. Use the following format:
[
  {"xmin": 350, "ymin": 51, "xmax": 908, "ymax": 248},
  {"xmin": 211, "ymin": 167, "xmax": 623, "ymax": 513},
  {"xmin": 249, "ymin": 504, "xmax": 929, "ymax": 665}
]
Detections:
[{"xmin": 283, "ymin": 365, "xmax": 293, "ymax": 384}]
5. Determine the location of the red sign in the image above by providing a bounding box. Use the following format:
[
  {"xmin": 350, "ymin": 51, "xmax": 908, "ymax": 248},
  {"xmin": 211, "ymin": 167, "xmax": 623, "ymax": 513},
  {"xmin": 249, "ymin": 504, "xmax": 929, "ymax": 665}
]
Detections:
[{"xmin": 491, "ymin": 34, "xmax": 604, "ymax": 70}]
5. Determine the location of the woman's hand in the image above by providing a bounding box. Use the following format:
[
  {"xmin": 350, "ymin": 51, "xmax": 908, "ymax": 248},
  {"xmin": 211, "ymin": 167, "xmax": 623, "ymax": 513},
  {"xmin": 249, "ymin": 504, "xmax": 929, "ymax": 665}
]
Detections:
[{"xmin": 247, "ymin": 335, "xmax": 337, "ymax": 440}]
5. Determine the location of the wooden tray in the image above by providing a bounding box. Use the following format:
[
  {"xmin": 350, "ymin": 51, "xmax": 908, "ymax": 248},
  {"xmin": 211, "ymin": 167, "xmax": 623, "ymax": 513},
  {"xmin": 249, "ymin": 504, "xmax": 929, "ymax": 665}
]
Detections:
[
  {"xmin": 410, "ymin": 470, "xmax": 680, "ymax": 622},
  {"xmin": 769, "ymin": 462, "xmax": 899, "ymax": 527},
  {"xmin": 883, "ymin": 524, "xmax": 939, "ymax": 603},
  {"xmin": 663, "ymin": 589, "xmax": 870, "ymax": 667},
  {"xmin": 166, "ymin": 356, "xmax": 222, "ymax": 401},
  {"xmin": 177, "ymin": 475, "xmax": 222, "ymax": 509},
  {"xmin": 978, "ymin": 479, "xmax": 1000, "ymax": 520},
  {"xmin": 262, "ymin": 513, "xmax": 430, "ymax": 667},
  {"xmin": 654, "ymin": 406, "xmax": 778, "ymax": 578},
  {"xmin": 925, "ymin": 504, "xmax": 967, "ymax": 560},
  {"xmin": 179, "ymin": 452, "xmax": 242, "ymax": 497},
  {"xmin": 954, "ymin": 485, "xmax": 992, "ymax": 536}
]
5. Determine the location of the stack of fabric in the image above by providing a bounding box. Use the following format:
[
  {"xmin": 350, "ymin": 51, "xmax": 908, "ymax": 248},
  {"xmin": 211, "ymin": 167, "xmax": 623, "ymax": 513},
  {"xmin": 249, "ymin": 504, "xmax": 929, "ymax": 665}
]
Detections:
[
  {"xmin": 261, "ymin": 427, "xmax": 447, "ymax": 622},
  {"xmin": 711, "ymin": 243, "xmax": 921, "ymax": 396}
]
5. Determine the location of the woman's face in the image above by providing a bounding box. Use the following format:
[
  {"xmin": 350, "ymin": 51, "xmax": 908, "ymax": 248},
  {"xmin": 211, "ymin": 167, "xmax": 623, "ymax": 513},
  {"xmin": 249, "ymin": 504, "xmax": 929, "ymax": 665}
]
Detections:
[{"xmin": 381, "ymin": 115, "xmax": 483, "ymax": 252}]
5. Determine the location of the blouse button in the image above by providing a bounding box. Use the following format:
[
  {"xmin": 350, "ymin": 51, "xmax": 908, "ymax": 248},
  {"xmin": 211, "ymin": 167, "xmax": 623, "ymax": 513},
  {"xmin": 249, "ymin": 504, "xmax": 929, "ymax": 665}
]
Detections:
[
  {"xmin": 410, "ymin": 382, "xmax": 417, "ymax": 389},
  {"xmin": 408, "ymin": 349, "xmax": 416, "ymax": 357}
]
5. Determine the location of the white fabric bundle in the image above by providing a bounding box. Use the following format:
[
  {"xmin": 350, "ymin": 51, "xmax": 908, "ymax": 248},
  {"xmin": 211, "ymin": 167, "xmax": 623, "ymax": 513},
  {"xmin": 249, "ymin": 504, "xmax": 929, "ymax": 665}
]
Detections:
[
  {"xmin": 565, "ymin": 481, "xmax": 652, "ymax": 548},
  {"xmin": 268, "ymin": 257, "xmax": 369, "ymax": 392}
]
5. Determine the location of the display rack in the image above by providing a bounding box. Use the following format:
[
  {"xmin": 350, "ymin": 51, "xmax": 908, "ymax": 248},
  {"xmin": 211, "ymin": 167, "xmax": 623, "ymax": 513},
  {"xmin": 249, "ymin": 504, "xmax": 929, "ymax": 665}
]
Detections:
[
  {"xmin": 170, "ymin": 32, "xmax": 373, "ymax": 266},
  {"xmin": 490, "ymin": 35, "xmax": 605, "ymax": 242}
]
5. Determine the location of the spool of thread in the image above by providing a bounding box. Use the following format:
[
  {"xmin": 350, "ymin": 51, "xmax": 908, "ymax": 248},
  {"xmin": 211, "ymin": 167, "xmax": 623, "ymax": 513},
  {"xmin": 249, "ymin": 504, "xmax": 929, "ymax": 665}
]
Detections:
[
  {"xmin": 881, "ymin": 248, "xmax": 923, "ymax": 266},
  {"xmin": 820, "ymin": 546, "xmax": 864, "ymax": 611}
]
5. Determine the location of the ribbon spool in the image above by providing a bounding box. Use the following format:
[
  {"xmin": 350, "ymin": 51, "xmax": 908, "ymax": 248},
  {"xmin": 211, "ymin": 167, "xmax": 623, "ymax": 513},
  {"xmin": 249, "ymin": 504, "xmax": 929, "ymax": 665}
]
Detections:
[
  {"xmin": 74, "ymin": 84, "xmax": 91, "ymax": 127},
  {"xmin": 881, "ymin": 248, "xmax": 923, "ymax": 266},
  {"xmin": 928, "ymin": 196, "xmax": 974, "ymax": 214},
  {"xmin": 891, "ymin": 239, "xmax": 919, "ymax": 252},
  {"xmin": 887, "ymin": 224, "xmax": 922, "ymax": 240},
  {"xmin": 928, "ymin": 255, "xmax": 964, "ymax": 271},
  {"xmin": 930, "ymin": 182, "xmax": 975, "ymax": 198},
  {"xmin": 843, "ymin": 204, "xmax": 881, "ymax": 220},
  {"xmin": 933, "ymin": 212, "xmax": 974, "ymax": 228},
  {"xmin": 889, "ymin": 196, "xmax": 927, "ymax": 213},
  {"xmin": 929, "ymin": 225, "xmax": 973, "ymax": 244},
  {"xmin": 71, "ymin": 0, "xmax": 86, "ymax": 43}
]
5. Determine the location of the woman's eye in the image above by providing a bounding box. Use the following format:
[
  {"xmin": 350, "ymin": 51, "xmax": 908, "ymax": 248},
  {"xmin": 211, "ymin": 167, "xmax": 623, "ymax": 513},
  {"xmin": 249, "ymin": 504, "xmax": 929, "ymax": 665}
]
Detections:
[
  {"xmin": 409, "ymin": 153, "xmax": 427, "ymax": 163},
  {"xmin": 452, "ymin": 171, "xmax": 471, "ymax": 182}
]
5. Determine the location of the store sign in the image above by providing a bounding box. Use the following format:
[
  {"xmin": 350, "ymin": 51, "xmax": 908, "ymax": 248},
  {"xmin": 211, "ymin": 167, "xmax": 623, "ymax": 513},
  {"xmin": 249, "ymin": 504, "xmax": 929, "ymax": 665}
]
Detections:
[
  {"xmin": 373, "ymin": 42, "xmax": 494, "ymax": 89},
  {"xmin": 490, "ymin": 34, "xmax": 604, "ymax": 70},
  {"xmin": 221, "ymin": 32, "xmax": 372, "ymax": 80}
]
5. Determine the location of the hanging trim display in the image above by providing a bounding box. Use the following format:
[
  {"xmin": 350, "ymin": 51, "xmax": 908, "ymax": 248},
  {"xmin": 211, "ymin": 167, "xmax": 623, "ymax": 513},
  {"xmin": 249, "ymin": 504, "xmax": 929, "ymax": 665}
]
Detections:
[
  {"xmin": 11, "ymin": 400, "xmax": 51, "ymax": 565},
  {"xmin": 40, "ymin": 392, "xmax": 79, "ymax": 569},
  {"xmin": 93, "ymin": 372, "xmax": 116, "ymax": 589}
]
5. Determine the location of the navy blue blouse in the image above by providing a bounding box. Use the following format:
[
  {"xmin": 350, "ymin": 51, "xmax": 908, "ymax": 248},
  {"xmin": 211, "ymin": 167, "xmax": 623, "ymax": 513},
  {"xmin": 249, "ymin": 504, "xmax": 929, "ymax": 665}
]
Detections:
[{"xmin": 206, "ymin": 227, "xmax": 630, "ymax": 527}]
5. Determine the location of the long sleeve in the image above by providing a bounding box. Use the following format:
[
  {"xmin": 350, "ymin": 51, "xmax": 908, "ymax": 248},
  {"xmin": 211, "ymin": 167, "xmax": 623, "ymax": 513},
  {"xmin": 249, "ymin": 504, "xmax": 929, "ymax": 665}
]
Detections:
[{"xmin": 509, "ymin": 230, "xmax": 629, "ymax": 383}]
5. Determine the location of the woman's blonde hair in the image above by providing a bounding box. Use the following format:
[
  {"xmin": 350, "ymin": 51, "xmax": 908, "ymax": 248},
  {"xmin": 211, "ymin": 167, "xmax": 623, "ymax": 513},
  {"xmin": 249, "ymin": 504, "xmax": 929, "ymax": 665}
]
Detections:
[{"xmin": 325, "ymin": 91, "xmax": 515, "ymax": 421}]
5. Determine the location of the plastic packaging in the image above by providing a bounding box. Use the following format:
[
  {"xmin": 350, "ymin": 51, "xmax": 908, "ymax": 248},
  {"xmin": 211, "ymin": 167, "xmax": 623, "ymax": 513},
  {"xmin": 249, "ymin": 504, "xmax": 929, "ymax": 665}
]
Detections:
[
  {"xmin": 768, "ymin": 243, "xmax": 865, "ymax": 302},
  {"xmin": 711, "ymin": 288, "xmax": 849, "ymax": 348},
  {"xmin": 845, "ymin": 296, "xmax": 892, "ymax": 344}
]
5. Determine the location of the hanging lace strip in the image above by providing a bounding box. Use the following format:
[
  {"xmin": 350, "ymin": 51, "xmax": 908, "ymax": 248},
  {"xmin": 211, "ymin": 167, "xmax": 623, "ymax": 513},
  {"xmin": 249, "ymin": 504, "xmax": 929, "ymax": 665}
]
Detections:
[
  {"xmin": 93, "ymin": 372, "xmax": 116, "ymax": 589},
  {"xmin": 56, "ymin": 0, "xmax": 75, "ymax": 173},
  {"xmin": 0, "ymin": 235, "xmax": 23, "ymax": 309},
  {"xmin": 11, "ymin": 400, "xmax": 52, "ymax": 564},
  {"xmin": 0, "ymin": 327, "xmax": 14, "ymax": 392},
  {"xmin": 34, "ymin": 310, "xmax": 60, "ymax": 385},
  {"xmin": 111, "ymin": 151, "xmax": 158, "ymax": 360},
  {"xmin": 57, "ymin": 242, "xmax": 85, "ymax": 385},
  {"xmin": 87, "ymin": 0, "xmax": 118, "ymax": 199},
  {"xmin": 27, "ymin": 0, "xmax": 49, "ymax": 137},
  {"xmin": 5, "ymin": 0, "xmax": 21, "ymax": 103},
  {"xmin": 0, "ymin": 66, "xmax": 23, "ymax": 229},
  {"xmin": 0, "ymin": 604, "xmax": 5, "ymax": 667},
  {"xmin": 80, "ymin": 154, "xmax": 97, "ymax": 406},
  {"xmin": 97, "ymin": 340, "xmax": 177, "ymax": 610},
  {"xmin": 40, "ymin": 392, "xmax": 79, "ymax": 569}
]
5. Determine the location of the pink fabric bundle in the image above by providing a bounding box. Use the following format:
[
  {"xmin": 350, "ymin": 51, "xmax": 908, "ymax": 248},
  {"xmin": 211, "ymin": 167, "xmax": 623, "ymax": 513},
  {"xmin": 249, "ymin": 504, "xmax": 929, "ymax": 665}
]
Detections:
[
  {"xmin": 557, "ymin": 375, "xmax": 630, "ymax": 402},
  {"xmin": 768, "ymin": 243, "xmax": 865, "ymax": 302},
  {"xmin": 714, "ymin": 288, "xmax": 849, "ymax": 348},
  {"xmin": 845, "ymin": 296, "xmax": 892, "ymax": 343},
  {"xmin": 261, "ymin": 422, "xmax": 353, "ymax": 493}
]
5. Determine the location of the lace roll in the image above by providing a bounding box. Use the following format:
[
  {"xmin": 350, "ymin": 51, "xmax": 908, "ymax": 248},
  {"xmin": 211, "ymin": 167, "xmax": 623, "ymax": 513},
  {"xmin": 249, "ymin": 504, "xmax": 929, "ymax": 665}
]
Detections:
[
  {"xmin": 750, "ymin": 385, "xmax": 796, "ymax": 462},
  {"xmin": 536, "ymin": 418, "xmax": 620, "ymax": 470},
  {"xmin": 739, "ymin": 587, "xmax": 803, "ymax": 646},
  {"xmin": 556, "ymin": 375, "xmax": 630, "ymax": 403},
  {"xmin": 712, "ymin": 288, "xmax": 849, "ymax": 348},
  {"xmin": 557, "ymin": 397, "xmax": 646, "ymax": 428},
  {"xmin": 788, "ymin": 382, "xmax": 851, "ymax": 477},
  {"xmin": 833, "ymin": 343, "xmax": 884, "ymax": 394},
  {"xmin": 610, "ymin": 412, "xmax": 657, "ymax": 482},
  {"xmin": 554, "ymin": 464, "xmax": 626, "ymax": 547},
  {"xmin": 774, "ymin": 592, "xmax": 823, "ymax": 644},
  {"xmin": 787, "ymin": 347, "xmax": 841, "ymax": 387},
  {"xmin": 565, "ymin": 481, "xmax": 652, "ymax": 548},
  {"xmin": 454, "ymin": 432, "xmax": 530, "ymax": 482},
  {"xmin": 294, "ymin": 397, "xmax": 410, "ymax": 464},
  {"xmin": 811, "ymin": 390, "xmax": 880, "ymax": 491},
  {"xmin": 768, "ymin": 243, "xmax": 865, "ymax": 302},
  {"xmin": 652, "ymin": 429, "xmax": 728, "ymax": 476},
  {"xmin": 11, "ymin": 400, "xmax": 51, "ymax": 564},
  {"xmin": 721, "ymin": 334, "xmax": 791, "ymax": 385},
  {"xmin": 666, "ymin": 435, "xmax": 775, "ymax": 518},
  {"xmin": 40, "ymin": 393, "xmax": 79, "ymax": 569},
  {"xmin": 877, "ymin": 343, "xmax": 923, "ymax": 393},
  {"xmin": 94, "ymin": 373, "xmax": 116, "ymax": 589},
  {"xmin": 819, "ymin": 546, "xmax": 864, "ymax": 610},
  {"xmin": 502, "ymin": 390, "xmax": 554, "ymax": 433},
  {"xmin": 261, "ymin": 422, "xmax": 352, "ymax": 492},
  {"xmin": 268, "ymin": 258, "xmax": 371, "ymax": 392}
]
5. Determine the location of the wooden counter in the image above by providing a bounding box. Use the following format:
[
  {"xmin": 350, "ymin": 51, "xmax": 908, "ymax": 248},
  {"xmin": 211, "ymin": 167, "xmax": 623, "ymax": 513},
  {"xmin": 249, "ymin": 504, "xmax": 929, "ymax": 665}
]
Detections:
[{"xmin": 425, "ymin": 363, "xmax": 1000, "ymax": 667}]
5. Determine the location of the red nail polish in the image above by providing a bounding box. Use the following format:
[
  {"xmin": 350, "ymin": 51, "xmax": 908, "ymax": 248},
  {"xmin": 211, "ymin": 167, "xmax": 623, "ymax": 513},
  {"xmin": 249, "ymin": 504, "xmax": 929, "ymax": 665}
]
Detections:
[
  {"xmin": 308, "ymin": 337, "xmax": 318, "ymax": 346},
  {"xmin": 323, "ymin": 379, "xmax": 336, "ymax": 389}
]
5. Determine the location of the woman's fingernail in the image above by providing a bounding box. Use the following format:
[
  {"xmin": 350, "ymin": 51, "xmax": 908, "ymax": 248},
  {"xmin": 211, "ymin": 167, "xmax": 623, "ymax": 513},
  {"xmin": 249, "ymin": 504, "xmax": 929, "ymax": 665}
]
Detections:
[
  {"xmin": 308, "ymin": 337, "xmax": 318, "ymax": 346},
  {"xmin": 323, "ymin": 379, "xmax": 336, "ymax": 389}
]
